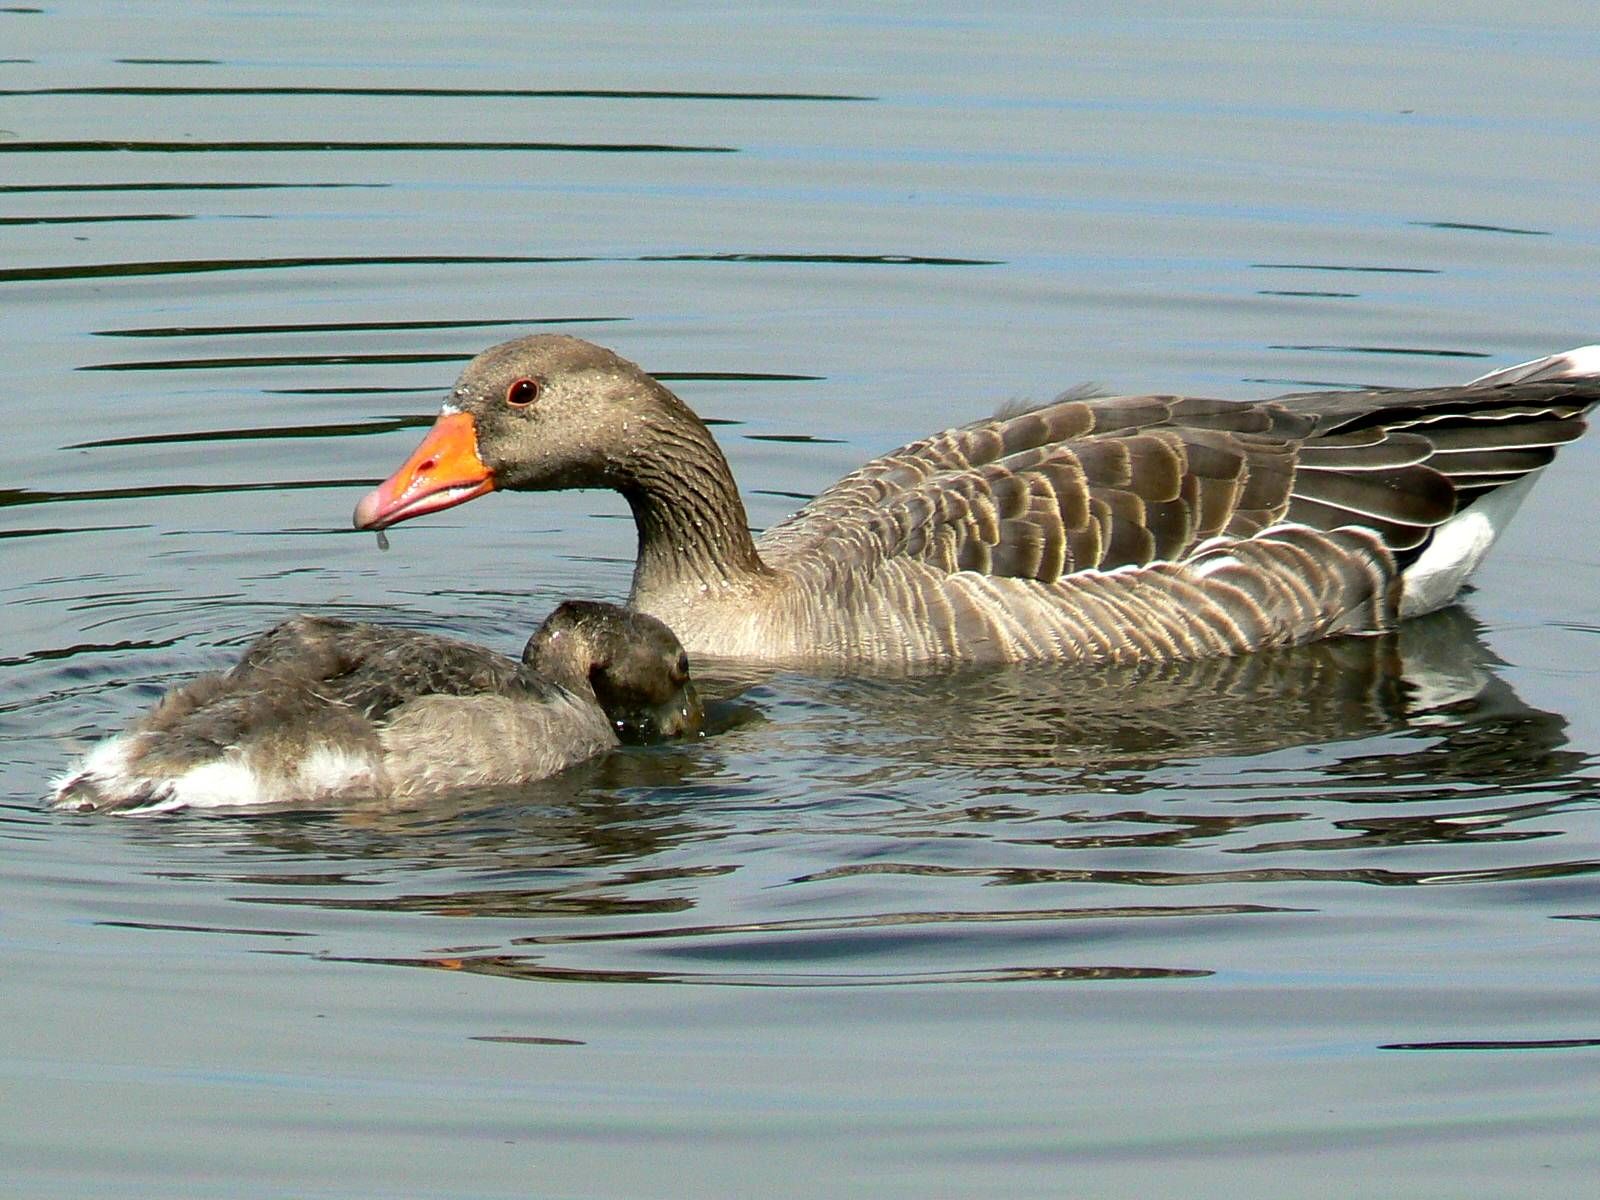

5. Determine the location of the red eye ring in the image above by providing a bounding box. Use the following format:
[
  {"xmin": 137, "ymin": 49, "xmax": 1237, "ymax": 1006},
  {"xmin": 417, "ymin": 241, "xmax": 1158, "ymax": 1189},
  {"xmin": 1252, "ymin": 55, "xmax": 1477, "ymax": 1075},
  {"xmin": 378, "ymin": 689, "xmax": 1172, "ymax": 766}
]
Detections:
[{"xmin": 506, "ymin": 377, "xmax": 541, "ymax": 407}]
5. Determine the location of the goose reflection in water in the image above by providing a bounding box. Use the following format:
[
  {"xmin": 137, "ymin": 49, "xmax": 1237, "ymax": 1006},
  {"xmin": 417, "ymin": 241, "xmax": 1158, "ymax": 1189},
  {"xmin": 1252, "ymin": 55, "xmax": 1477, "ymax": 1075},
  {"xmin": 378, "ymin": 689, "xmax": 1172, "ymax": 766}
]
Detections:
[{"xmin": 757, "ymin": 604, "xmax": 1580, "ymax": 785}]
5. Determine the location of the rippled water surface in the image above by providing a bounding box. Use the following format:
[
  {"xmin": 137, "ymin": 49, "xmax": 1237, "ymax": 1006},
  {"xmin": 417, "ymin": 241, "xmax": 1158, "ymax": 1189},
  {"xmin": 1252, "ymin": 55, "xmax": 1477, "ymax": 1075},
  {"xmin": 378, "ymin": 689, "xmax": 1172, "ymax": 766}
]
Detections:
[{"xmin": 5, "ymin": 4, "xmax": 1600, "ymax": 1196}]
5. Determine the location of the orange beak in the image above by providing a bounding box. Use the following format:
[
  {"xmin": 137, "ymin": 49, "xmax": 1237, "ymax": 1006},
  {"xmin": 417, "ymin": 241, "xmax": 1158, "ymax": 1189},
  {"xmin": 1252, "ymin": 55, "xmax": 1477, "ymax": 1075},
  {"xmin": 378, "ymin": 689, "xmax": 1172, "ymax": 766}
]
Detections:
[{"xmin": 352, "ymin": 411, "xmax": 497, "ymax": 530}]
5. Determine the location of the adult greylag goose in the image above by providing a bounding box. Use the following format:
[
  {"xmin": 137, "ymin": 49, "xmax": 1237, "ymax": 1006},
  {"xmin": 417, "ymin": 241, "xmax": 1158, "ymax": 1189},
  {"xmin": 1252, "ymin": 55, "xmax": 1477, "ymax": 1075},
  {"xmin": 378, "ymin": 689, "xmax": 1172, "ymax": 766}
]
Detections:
[
  {"xmin": 354, "ymin": 337, "xmax": 1600, "ymax": 666},
  {"xmin": 51, "ymin": 601, "xmax": 702, "ymax": 814}
]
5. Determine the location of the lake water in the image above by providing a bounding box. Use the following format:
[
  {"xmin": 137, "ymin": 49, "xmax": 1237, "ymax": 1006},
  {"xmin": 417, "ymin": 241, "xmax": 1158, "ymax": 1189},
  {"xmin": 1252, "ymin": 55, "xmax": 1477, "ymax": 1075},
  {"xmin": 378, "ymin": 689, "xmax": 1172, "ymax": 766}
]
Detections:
[{"xmin": 4, "ymin": 3, "xmax": 1600, "ymax": 1196}]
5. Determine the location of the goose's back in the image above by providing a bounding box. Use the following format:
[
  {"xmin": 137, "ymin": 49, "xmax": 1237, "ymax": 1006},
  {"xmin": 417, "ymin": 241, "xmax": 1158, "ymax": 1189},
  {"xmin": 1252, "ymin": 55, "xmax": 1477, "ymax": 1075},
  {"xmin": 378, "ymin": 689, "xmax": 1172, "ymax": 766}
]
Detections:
[{"xmin": 739, "ymin": 364, "xmax": 1600, "ymax": 665}]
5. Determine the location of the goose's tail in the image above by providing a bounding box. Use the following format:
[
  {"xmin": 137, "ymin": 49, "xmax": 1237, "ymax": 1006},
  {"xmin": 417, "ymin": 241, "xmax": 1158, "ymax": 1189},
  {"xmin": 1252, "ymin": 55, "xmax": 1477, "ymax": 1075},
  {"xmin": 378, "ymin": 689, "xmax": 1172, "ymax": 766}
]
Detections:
[
  {"xmin": 1467, "ymin": 344, "xmax": 1600, "ymax": 387},
  {"xmin": 1397, "ymin": 344, "xmax": 1600, "ymax": 617}
]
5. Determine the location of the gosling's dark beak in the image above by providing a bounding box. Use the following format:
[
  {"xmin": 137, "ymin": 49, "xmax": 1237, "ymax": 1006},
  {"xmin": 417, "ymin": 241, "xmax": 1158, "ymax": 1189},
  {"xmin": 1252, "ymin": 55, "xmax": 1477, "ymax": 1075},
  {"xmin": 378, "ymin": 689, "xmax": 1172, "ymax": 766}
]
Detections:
[{"xmin": 613, "ymin": 681, "xmax": 704, "ymax": 744}]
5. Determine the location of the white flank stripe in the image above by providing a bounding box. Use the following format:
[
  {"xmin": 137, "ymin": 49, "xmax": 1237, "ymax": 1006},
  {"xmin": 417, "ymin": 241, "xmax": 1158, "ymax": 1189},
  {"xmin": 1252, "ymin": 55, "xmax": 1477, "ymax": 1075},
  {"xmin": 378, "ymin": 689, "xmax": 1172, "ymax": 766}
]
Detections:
[
  {"xmin": 165, "ymin": 760, "xmax": 264, "ymax": 809},
  {"xmin": 296, "ymin": 746, "xmax": 378, "ymax": 796}
]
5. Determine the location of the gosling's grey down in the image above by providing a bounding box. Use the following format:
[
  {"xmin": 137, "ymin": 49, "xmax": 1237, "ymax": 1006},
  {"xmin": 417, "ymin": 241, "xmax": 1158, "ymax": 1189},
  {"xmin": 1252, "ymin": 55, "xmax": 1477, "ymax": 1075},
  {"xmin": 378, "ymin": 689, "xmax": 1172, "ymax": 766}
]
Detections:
[
  {"xmin": 353, "ymin": 337, "xmax": 1600, "ymax": 666},
  {"xmin": 51, "ymin": 601, "xmax": 702, "ymax": 814}
]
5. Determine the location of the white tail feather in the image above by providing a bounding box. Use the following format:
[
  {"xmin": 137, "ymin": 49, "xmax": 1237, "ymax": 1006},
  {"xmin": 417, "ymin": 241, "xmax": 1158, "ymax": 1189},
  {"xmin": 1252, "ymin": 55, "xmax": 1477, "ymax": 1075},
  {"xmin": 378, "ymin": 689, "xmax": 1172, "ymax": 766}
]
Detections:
[
  {"xmin": 1468, "ymin": 344, "xmax": 1600, "ymax": 387},
  {"xmin": 1399, "ymin": 472, "xmax": 1539, "ymax": 618}
]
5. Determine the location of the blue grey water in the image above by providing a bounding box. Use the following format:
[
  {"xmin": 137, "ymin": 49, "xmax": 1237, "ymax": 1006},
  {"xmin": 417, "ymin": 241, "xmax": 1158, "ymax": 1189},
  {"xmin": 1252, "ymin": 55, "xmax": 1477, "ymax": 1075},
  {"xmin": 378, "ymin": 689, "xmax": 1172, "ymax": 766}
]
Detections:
[{"xmin": 3, "ymin": 3, "xmax": 1599, "ymax": 1196}]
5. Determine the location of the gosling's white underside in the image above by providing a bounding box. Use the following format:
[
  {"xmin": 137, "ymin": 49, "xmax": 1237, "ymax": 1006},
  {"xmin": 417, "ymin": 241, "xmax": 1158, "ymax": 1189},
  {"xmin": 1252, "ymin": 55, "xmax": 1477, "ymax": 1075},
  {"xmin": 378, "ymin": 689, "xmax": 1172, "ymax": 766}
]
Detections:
[{"xmin": 52, "ymin": 736, "xmax": 382, "ymax": 817}]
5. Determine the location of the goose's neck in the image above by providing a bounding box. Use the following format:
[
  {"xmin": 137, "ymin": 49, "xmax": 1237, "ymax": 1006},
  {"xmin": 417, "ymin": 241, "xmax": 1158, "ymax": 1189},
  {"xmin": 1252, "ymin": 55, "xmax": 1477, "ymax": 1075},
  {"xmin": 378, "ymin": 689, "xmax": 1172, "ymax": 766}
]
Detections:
[{"xmin": 616, "ymin": 394, "xmax": 770, "ymax": 605}]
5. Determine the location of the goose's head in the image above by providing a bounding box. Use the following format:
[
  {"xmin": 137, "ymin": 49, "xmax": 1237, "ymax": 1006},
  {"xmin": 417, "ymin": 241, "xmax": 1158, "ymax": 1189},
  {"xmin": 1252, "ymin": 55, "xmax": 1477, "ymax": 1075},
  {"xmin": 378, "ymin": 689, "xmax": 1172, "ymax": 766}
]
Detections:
[
  {"xmin": 524, "ymin": 600, "xmax": 703, "ymax": 742},
  {"xmin": 354, "ymin": 335, "xmax": 679, "ymax": 530}
]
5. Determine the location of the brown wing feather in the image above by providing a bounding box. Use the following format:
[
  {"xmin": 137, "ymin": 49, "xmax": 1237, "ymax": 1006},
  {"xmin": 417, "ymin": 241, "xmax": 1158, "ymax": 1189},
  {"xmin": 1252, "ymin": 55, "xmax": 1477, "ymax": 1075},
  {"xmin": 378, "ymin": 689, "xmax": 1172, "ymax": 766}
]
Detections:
[{"xmin": 759, "ymin": 375, "xmax": 1600, "ymax": 589}]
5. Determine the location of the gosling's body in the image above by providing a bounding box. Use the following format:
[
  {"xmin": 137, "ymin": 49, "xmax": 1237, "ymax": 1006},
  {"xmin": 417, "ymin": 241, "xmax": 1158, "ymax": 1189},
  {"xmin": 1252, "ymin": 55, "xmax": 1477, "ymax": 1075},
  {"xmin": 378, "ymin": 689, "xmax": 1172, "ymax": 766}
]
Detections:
[{"xmin": 52, "ymin": 602, "xmax": 700, "ymax": 814}]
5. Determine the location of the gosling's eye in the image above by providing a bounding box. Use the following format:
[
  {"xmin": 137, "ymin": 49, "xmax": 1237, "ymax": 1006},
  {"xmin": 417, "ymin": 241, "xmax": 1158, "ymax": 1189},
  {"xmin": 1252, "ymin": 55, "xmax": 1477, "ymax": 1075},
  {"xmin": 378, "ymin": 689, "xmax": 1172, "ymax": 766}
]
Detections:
[
  {"xmin": 675, "ymin": 652, "xmax": 689, "ymax": 679},
  {"xmin": 505, "ymin": 377, "xmax": 541, "ymax": 407}
]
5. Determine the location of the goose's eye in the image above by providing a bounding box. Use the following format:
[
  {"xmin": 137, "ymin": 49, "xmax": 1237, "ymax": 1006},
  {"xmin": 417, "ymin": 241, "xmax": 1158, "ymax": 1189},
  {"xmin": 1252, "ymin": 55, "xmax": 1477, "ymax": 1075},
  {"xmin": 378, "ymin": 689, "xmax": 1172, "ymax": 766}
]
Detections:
[{"xmin": 505, "ymin": 377, "xmax": 541, "ymax": 407}]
